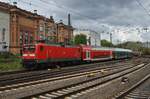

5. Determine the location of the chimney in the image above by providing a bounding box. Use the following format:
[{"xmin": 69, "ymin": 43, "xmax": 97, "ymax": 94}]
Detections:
[
  {"xmin": 68, "ymin": 13, "xmax": 71, "ymax": 26},
  {"xmin": 13, "ymin": 2, "xmax": 17, "ymax": 6},
  {"xmin": 34, "ymin": 10, "xmax": 37, "ymax": 14},
  {"xmin": 50, "ymin": 16, "xmax": 54, "ymax": 21},
  {"xmin": 60, "ymin": 20, "xmax": 63, "ymax": 23}
]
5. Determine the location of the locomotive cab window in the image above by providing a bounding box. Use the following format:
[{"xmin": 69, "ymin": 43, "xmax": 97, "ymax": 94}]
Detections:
[
  {"xmin": 29, "ymin": 47, "xmax": 35, "ymax": 52},
  {"xmin": 23, "ymin": 45, "xmax": 35, "ymax": 52}
]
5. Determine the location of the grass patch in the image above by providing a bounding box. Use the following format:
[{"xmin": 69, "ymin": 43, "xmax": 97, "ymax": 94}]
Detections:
[{"xmin": 0, "ymin": 53, "xmax": 23, "ymax": 71}]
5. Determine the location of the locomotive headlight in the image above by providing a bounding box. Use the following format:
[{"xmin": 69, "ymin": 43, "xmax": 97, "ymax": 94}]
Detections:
[
  {"xmin": 29, "ymin": 54, "xmax": 35, "ymax": 57},
  {"xmin": 23, "ymin": 54, "xmax": 28, "ymax": 56}
]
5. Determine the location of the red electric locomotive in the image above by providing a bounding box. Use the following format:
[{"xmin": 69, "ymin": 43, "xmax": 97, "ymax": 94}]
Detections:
[
  {"xmin": 22, "ymin": 43, "xmax": 80, "ymax": 69},
  {"xmin": 22, "ymin": 43, "xmax": 113, "ymax": 69}
]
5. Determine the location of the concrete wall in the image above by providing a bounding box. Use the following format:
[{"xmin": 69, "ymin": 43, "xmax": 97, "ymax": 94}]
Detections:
[{"xmin": 0, "ymin": 11, "xmax": 9, "ymax": 52}]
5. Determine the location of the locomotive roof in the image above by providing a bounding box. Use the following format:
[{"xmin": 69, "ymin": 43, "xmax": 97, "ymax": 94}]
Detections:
[{"xmin": 35, "ymin": 43, "xmax": 80, "ymax": 48}]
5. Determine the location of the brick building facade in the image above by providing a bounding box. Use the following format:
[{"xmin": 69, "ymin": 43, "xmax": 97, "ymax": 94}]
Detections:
[
  {"xmin": 0, "ymin": 2, "xmax": 73, "ymax": 54},
  {"xmin": 57, "ymin": 21, "xmax": 73, "ymax": 44},
  {"xmin": 10, "ymin": 6, "xmax": 37, "ymax": 54}
]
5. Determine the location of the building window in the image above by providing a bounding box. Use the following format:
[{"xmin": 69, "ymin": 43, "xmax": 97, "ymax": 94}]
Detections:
[
  {"xmin": 20, "ymin": 32, "xmax": 23, "ymax": 46},
  {"xmin": 25, "ymin": 32, "xmax": 28, "ymax": 44},
  {"xmin": 30, "ymin": 34, "xmax": 33, "ymax": 43},
  {"xmin": 20, "ymin": 31, "xmax": 34, "ymax": 45},
  {"xmin": 40, "ymin": 34, "xmax": 44, "ymax": 40},
  {"xmin": 48, "ymin": 27, "xmax": 52, "ymax": 34},
  {"xmin": 2, "ymin": 28, "xmax": 6, "ymax": 41},
  {"xmin": 40, "ymin": 25, "xmax": 44, "ymax": 32}
]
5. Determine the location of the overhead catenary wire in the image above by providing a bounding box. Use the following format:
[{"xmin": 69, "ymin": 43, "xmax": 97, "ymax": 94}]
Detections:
[
  {"xmin": 39, "ymin": 0, "xmax": 106, "ymax": 35},
  {"xmin": 135, "ymin": 0, "xmax": 150, "ymax": 17},
  {"xmin": 17, "ymin": 0, "xmax": 50, "ymax": 12},
  {"xmin": 39, "ymin": 0, "xmax": 98, "ymax": 21},
  {"xmin": 135, "ymin": 0, "xmax": 150, "ymax": 42},
  {"xmin": 6, "ymin": 0, "xmax": 52, "ymax": 14},
  {"xmin": 10, "ymin": 0, "xmax": 94, "ymax": 25}
]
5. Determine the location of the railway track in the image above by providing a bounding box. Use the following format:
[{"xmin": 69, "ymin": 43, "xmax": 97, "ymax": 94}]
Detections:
[
  {"xmin": 0, "ymin": 69, "xmax": 28, "ymax": 76},
  {"xmin": 0, "ymin": 59, "xmax": 149, "ymax": 99},
  {"xmin": 27, "ymin": 63, "xmax": 146, "ymax": 99},
  {"xmin": 0, "ymin": 58, "xmax": 141, "ymax": 87},
  {"xmin": 116, "ymin": 73, "xmax": 150, "ymax": 99},
  {"xmin": 0, "ymin": 57, "xmax": 142, "ymax": 77},
  {"xmin": 0, "ymin": 60, "xmax": 134, "ymax": 90},
  {"xmin": 0, "ymin": 61, "xmax": 134, "ymax": 91}
]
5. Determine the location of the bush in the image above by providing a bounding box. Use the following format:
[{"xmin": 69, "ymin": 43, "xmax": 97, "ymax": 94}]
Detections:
[
  {"xmin": 0, "ymin": 52, "xmax": 22, "ymax": 71},
  {"xmin": 142, "ymin": 48, "xmax": 150, "ymax": 55},
  {"xmin": 0, "ymin": 61, "xmax": 22, "ymax": 71}
]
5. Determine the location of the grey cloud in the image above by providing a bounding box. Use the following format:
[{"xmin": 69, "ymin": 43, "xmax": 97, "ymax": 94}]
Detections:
[{"xmin": 54, "ymin": 0, "xmax": 150, "ymax": 27}]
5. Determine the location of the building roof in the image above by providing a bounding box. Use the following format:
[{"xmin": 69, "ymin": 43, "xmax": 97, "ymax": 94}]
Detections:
[
  {"xmin": 0, "ymin": 1, "xmax": 11, "ymax": 12},
  {"xmin": 0, "ymin": 1, "xmax": 54, "ymax": 22},
  {"xmin": 57, "ymin": 21, "xmax": 73, "ymax": 30}
]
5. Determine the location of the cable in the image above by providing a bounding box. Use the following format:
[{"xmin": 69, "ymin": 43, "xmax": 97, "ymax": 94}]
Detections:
[
  {"xmin": 135, "ymin": 0, "xmax": 150, "ymax": 17},
  {"xmin": 17, "ymin": 0, "xmax": 48, "ymax": 10},
  {"xmin": 39, "ymin": 0, "xmax": 100, "ymax": 22}
]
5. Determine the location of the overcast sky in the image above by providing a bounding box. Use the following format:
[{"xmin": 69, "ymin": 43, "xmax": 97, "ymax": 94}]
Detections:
[{"xmin": 1, "ymin": 0, "xmax": 150, "ymax": 43}]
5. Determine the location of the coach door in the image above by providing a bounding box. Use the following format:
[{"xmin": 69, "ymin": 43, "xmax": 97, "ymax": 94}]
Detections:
[{"xmin": 86, "ymin": 50, "xmax": 91, "ymax": 60}]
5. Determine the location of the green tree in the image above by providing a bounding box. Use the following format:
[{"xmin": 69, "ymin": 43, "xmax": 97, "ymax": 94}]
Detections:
[
  {"xmin": 139, "ymin": 47, "xmax": 150, "ymax": 55},
  {"xmin": 116, "ymin": 41, "xmax": 150, "ymax": 55},
  {"xmin": 101, "ymin": 39, "xmax": 113, "ymax": 47},
  {"xmin": 74, "ymin": 34, "xmax": 87, "ymax": 45},
  {"xmin": 68, "ymin": 39, "xmax": 74, "ymax": 45}
]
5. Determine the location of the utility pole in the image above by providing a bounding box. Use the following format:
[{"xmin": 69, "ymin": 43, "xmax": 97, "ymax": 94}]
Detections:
[
  {"xmin": 110, "ymin": 32, "xmax": 112, "ymax": 43},
  {"xmin": 44, "ymin": 17, "xmax": 46, "ymax": 41},
  {"xmin": 147, "ymin": 41, "xmax": 149, "ymax": 48},
  {"xmin": 99, "ymin": 32, "xmax": 101, "ymax": 47},
  {"xmin": 33, "ymin": 10, "xmax": 38, "ymax": 41},
  {"xmin": 68, "ymin": 13, "xmax": 71, "ymax": 45}
]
